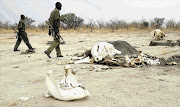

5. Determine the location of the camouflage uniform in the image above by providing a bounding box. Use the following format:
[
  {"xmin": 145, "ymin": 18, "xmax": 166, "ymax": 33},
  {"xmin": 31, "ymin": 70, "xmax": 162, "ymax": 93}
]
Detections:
[
  {"xmin": 14, "ymin": 19, "xmax": 33, "ymax": 51},
  {"xmin": 44, "ymin": 8, "xmax": 62, "ymax": 57}
]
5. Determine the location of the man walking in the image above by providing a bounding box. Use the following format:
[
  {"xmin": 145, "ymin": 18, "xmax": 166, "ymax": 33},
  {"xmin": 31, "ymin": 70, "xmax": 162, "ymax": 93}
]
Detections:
[
  {"xmin": 14, "ymin": 14, "xmax": 34, "ymax": 52},
  {"xmin": 44, "ymin": 2, "xmax": 63, "ymax": 58}
]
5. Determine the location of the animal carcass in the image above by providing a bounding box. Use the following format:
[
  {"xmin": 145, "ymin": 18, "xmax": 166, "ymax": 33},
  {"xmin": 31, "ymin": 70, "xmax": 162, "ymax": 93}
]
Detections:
[
  {"xmin": 91, "ymin": 42, "xmax": 121, "ymax": 62},
  {"xmin": 44, "ymin": 65, "xmax": 90, "ymax": 101}
]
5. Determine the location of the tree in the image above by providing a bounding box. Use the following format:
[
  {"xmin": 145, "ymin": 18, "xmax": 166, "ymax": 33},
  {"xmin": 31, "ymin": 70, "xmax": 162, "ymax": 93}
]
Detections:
[
  {"xmin": 97, "ymin": 19, "xmax": 105, "ymax": 29},
  {"xmin": 3, "ymin": 21, "xmax": 10, "ymax": 29},
  {"xmin": 0, "ymin": 21, "xmax": 3, "ymax": 28},
  {"xmin": 38, "ymin": 22, "xmax": 48, "ymax": 31},
  {"xmin": 73, "ymin": 16, "xmax": 84, "ymax": 30},
  {"xmin": 153, "ymin": 17, "xmax": 165, "ymax": 29},
  {"xmin": 60, "ymin": 13, "xmax": 84, "ymax": 30},
  {"xmin": 88, "ymin": 19, "xmax": 95, "ymax": 32},
  {"xmin": 129, "ymin": 21, "xmax": 140, "ymax": 29},
  {"xmin": 116, "ymin": 20, "xmax": 128, "ymax": 29},
  {"xmin": 11, "ymin": 23, "xmax": 18, "ymax": 30},
  {"xmin": 165, "ymin": 19, "xmax": 175, "ymax": 29},
  {"xmin": 108, "ymin": 19, "xmax": 117, "ymax": 32},
  {"xmin": 25, "ymin": 17, "xmax": 35, "ymax": 28},
  {"xmin": 175, "ymin": 21, "xmax": 180, "ymax": 29},
  {"xmin": 140, "ymin": 18, "xmax": 149, "ymax": 29}
]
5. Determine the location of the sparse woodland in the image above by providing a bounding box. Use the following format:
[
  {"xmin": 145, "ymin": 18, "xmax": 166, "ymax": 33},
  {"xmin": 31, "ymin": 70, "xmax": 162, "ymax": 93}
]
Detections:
[{"xmin": 0, "ymin": 13, "xmax": 180, "ymax": 32}]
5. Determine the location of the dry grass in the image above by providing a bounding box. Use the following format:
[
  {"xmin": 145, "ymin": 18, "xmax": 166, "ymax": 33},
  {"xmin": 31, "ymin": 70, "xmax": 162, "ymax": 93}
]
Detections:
[{"xmin": 0, "ymin": 28, "xmax": 179, "ymax": 36}]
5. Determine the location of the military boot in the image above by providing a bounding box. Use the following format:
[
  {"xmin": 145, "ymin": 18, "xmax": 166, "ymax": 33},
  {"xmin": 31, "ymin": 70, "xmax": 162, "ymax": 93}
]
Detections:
[{"xmin": 44, "ymin": 51, "xmax": 51, "ymax": 58}]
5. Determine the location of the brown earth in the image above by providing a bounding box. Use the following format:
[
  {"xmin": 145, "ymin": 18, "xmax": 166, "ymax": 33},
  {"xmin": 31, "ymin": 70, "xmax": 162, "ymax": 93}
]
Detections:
[{"xmin": 0, "ymin": 30, "xmax": 180, "ymax": 107}]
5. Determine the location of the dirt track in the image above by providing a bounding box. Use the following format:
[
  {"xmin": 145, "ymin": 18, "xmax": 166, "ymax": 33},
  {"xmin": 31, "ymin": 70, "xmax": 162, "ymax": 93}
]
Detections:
[{"xmin": 0, "ymin": 30, "xmax": 180, "ymax": 107}]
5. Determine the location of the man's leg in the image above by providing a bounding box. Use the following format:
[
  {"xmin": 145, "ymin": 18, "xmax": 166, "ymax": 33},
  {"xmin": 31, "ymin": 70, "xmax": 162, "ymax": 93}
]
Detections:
[
  {"xmin": 56, "ymin": 44, "xmax": 63, "ymax": 57},
  {"xmin": 44, "ymin": 39, "xmax": 59, "ymax": 58},
  {"xmin": 14, "ymin": 36, "xmax": 22, "ymax": 51},
  {"xmin": 21, "ymin": 32, "xmax": 33, "ymax": 50}
]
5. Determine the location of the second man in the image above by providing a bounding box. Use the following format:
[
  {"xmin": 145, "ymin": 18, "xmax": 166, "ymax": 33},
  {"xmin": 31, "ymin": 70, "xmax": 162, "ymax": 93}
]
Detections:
[{"xmin": 44, "ymin": 2, "xmax": 63, "ymax": 58}]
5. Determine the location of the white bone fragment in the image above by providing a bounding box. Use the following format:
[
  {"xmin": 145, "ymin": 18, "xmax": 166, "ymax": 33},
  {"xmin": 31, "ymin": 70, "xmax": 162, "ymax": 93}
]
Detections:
[
  {"xmin": 45, "ymin": 67, "xmax": 90, "ymax": 101},
  {"xmin": 71, "ymin": 56, "xmax": 83, "ymax": 60},
  {"xmin": 18, "ymin": 97, "xmax": 30, "ymax": 102},
  {"xmin": 60, "ymin": 65, "xmax": 80, "ymax": 87},
  {"xmin": 151, "ymin": 29, "xmax": 166, "ymax": 41},
  {"xmin": 74, "ymin": 57, "xmax": 92, "ymax": 64}
]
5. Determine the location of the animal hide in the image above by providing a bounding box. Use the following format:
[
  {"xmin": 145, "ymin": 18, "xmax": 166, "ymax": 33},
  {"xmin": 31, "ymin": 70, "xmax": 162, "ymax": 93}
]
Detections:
[
  {"xmin": 149, "ymin": 40, "xmax": 180, "ymax": 46},
  {"xmin": 91, "ymin": 42, "xmax": 121, "ymax": 62}
]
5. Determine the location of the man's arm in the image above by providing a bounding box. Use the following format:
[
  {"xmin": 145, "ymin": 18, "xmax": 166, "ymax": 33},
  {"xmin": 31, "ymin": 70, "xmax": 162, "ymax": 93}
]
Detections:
[
  {"xmin": 54, "ymin": 19, "xmax": 59, "ymax": 35},
  {"xmin": 54, "ymin": 10, "xmax": 60, "ymax": 35}
]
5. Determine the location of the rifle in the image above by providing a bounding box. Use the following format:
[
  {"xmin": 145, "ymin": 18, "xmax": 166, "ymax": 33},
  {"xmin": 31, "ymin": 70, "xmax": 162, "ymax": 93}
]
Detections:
[
  {"xmin": 45, "ymin": 20, "xmax": 65, "ymax": 43},
  {"xmin": 10, "ymin": 26, "xmax": 19, "ymax": 39}
]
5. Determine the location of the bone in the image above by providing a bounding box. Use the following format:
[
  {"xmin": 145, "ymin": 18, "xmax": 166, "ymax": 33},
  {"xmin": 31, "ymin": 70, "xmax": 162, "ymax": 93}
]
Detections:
[
  {"xmin": 74, "ymin": 57, "xmax": 93, "ymax": 64},
  {"xmin": 18, "ymin": 97, "xmax": 30, "ymax": 102},
  {"xmin": 60, "ymin": 65, "xmax": 80, "ymax": 87},
  {"xmin": 151, "ymin": 29, "xmax": 166, "ymax": 41},
  {"xmin": 45, "ymin": 67, "xmax": 90, "ymax": 101},
  {"xmin": 71, "ymin": 56, "xmax": 84, "ymax": 60}
]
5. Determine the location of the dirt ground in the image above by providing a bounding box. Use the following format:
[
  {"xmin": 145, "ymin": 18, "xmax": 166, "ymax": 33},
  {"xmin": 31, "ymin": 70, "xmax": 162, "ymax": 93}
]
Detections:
[{"xmin": 0, "ymin": 30, "xmax": 180, "ymax": 107}]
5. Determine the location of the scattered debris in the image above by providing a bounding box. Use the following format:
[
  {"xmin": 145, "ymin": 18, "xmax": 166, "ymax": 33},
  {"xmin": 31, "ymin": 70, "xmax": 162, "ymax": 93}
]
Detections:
[
  {"xmin": 159, "ymin": 55, "xmax": 180, "ymax": 66},
  {"xmin": 95, "ymin": 68, "xmax": 102, "ymax": 72},
  {"xmin": 149, "ymin": 39, "xmax": 180, "ymax": 46},
  {"xmin": 68, "ymin": 60, "xmax": 74, "ymax": 64},
  {"xmin": 21, "ymin": 49, "xmax": 35, "ymax": 54},
  {"xmin": 85, "ymin": 65, "xmax": 109, "ymax": 72},
  {"xmin": 14, "ymin": 66, "xmax": 19, "ymax": 68},
  {"xmin": 19, "ymin": 85, "xmax": 25, "ymax": 88},
  {"xmin": 18, "ymin": 97, "xmax": 30, "ymax": 102},
  {"xmin": 101, "ymin": 66, "xmax": 109, "ymax": 70},
  {"xmin": 47, "ymin": 60, "xmax": 51, "ymax": 62},
  {"xmin": 57, "ymin": 61, "xmax": 66, "ymax": 65},
  {"xmin": 72, "ymin": 41, "xmax": 180, "ymax": 67}
]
